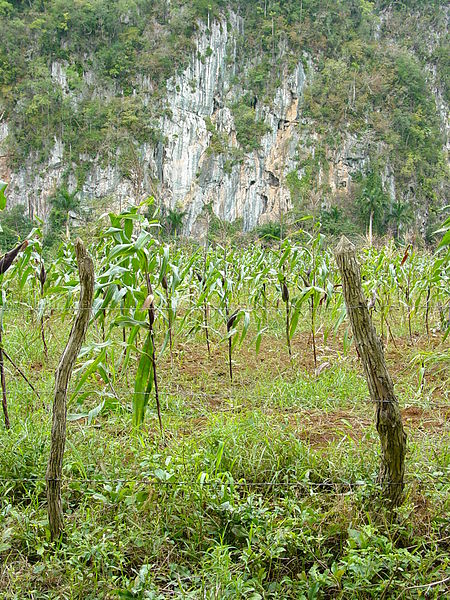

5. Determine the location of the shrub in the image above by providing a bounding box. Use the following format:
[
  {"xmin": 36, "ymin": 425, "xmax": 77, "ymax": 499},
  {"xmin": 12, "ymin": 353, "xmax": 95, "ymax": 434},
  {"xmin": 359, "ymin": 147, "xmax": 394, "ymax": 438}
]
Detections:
[
  {"xmin": 232, "ymin": 100, "xmax": 270, "ymax": 152},
  {"xmin": 0, "ymin": 204, "xmax": 33, "ymax": 252}
]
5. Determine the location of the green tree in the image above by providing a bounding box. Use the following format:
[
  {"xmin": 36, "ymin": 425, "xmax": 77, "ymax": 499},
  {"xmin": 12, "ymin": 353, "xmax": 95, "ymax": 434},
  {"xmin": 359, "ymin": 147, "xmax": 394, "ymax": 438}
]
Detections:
[
  {"xmin": 389, "ymin": 200, "xmax": 413, "ymax": 240},
  {"xmin": 356, "ymin": 171, "xmax": 389, "ymax": 245},
  {"xmin": 46, "ymin": 187, "xmax": 80, "ymax": 246},
  {"xmin": 165, "ymin": 207, "xmax": 185, "ymax": 237},
  {"xmin": 257, "ymin": 221, "xmax": 281, "ymax": 242},
  {"xmin": 0, "ymin": 205, "xmax": 33, "ymax": 252},
  {"xmin": 320, "ymin": 205, "xmax": 357, "ymax": 238},
  {"xmin": 232, "ymin": 100, "xmax": 270, "ymax": 152}
]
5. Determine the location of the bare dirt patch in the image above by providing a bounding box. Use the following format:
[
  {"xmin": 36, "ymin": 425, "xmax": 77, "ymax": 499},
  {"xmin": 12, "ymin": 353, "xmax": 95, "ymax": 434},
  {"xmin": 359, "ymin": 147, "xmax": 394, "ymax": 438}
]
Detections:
[
  {"xmin": 401, "ymin": 405, "xmax": 448, "ymax": 432},
  {"xmin": 284, "ymin": 406, "xmax": 448, "ymax": 448},
  {"xmin": 153, "ymin": 330, "xmax": 448, "ymax": 447}
]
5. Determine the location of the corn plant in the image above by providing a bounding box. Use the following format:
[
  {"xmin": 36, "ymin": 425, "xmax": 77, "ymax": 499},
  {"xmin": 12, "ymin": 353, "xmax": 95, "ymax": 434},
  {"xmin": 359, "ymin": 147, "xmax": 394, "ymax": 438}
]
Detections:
[
  {"xmin": 433, "ymin": 207, "xmax": 450, "ymax": 339},
  {"xmin": 290, "ymin": 225, "xmax": 331, "ymax": 369},
  {"xmin": 277, "ymin": 241, "xmax": 293, "ymax": 358}
]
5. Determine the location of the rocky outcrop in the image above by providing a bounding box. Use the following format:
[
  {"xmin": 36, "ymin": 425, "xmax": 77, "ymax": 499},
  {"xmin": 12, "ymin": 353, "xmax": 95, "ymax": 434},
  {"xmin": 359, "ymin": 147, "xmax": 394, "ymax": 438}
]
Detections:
[
  {"xmin": 0, "ymin": 12, "xmax": 309, "ymax": 234},
  {"xmin": 160, "ymin": 15, "xmax": 307, "ymax": 234},
  {"xmin": 0, "ymin": 9, "xmax": 447, "ymax": 236}
]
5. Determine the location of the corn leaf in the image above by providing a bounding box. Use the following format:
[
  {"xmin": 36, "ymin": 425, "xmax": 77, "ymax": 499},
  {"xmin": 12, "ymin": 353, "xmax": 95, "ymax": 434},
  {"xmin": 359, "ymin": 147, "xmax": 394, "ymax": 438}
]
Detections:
[{"xmin": 132, "ymin": 332, "xmax": 154, "ymax": 427}]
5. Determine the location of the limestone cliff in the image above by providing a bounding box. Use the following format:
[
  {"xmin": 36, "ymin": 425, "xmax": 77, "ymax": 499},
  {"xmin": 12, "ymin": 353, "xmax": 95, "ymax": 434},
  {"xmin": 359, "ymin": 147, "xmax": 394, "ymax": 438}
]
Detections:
[
  {"xmin": 0, "ymin": 3, "xmax": 448, "ymax": 238},
  {"xmin": 1, "ymin": 14, "xmax": 307, "ymax": 234}
]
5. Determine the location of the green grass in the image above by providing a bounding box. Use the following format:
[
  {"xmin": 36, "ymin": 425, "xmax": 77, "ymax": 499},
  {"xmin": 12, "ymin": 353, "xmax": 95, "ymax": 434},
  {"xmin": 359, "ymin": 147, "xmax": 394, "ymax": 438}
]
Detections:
[{"xmin": 0, "ymin": 310, "xmax": 448, "ymax": 599}]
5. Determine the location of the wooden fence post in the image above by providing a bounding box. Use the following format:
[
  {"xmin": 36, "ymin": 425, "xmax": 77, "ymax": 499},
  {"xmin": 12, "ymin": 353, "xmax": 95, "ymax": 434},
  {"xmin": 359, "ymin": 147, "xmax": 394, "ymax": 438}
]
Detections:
[
  {"xmin": 46, "ymin": 239, "xmax": 94, "ymax": 540},
  {"xmin": 335, "ymin": 236, "xmax": 406, "ymax": 508}
]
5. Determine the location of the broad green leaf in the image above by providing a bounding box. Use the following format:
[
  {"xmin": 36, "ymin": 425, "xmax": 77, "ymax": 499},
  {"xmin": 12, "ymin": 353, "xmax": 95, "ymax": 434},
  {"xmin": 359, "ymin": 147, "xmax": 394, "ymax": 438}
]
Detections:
[
  {"xmin": 289, "ymin": 302, "xmax": 302, "ymax": 339},
  {"xmin": 87, "ymin": 400, "xmax": 106, "ymax": 425},
  {"xmin": 0, "ymin": 180, "xmax": 7, "ymax": 210},
  {"xmin": 71, "ymin": 348, "xmax": 107, "ymax": 400},
  {"xmin": 132, "ymin": 332, "xmax": 154, "ymax": 427},
  {"xmin": 159, "ymin": 246, "xmax": 169, "ymax": 283},
  {"xmin": 134, "ymin": 230, "xmax": 153, "ymax": 250},
  {"xmin": 108, "ymin": 243, "xmax": 134, "ymax": 259},
  {"xmin": 239, "ymin": 310, "xmax": 250, "ymax": 345},
  {"xmin": 437, "ymin": 230, "xmax": 450, "ymax": 249},
  {"xmin": 114, "ymin": 315, "xmax": 147, "ymax": 328},
  {"xmin": 124, "ymin": 217, "xmax": 133, "ymax": 240},
  {"xmin": 122, "ymin": 325, "xmax": 140, "ymax": 373}
]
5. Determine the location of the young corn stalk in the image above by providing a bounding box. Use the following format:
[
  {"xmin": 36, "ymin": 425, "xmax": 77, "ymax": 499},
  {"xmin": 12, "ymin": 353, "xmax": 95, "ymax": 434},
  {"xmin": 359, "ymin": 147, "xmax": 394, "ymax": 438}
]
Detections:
[
  {"xmin": 433, "ymin": 209, "xmax": 450, "ymax": 340},
  {"xmin": 142, "ymin": 273, "xmax": 162, "ymax": 432},
  {"xmin": 0, "ymin": 240, "xmax": 29, "ymax": 428},
  {"xmin": 75, "ymin": 201, "xmax": 163, "ymax": 429},
  {"xmin": 215, "ymin": 243, "xmax": 249, "ymax": 382},
  {"xmin": 158, "ymin": 245, "xmax": 173, "ymax": 363},
  {"xmin": 202, "ymin": 247, "xmax": 211, "ymax": 358},
  {"xmin": 38, "ymin": 259, "xmax": 48, "ymax": 360},
  {"xmin": 291, "ymin": 227, "xmax": 330, "ymax": 371},
  {"xmin": 220, "ymin": 239, "xmax": 233, "ymax": 381},
  {"xmin": 127, "ymin": 250, "xmax": 162, "ymax": 431},
  {"xmin": 277, "ymin": 240, "xmax": 294, "ymax": 358},
  {"xmin": 161, "ymin": 275, "xmax": 172, "ymax": 358},
  {"xmin": 226, "ymin": 309, "xmax": 238, "ymax": 381},
  {"xmin": 159, "ymin": 246, "xmax": 194, "ymax": 364},
  {"xmin": 281, "ymin": 276, "xmax": 291, "ymax": 357},
  {"xmin": 20, "ymin": 228, "xmax": 49, "ymax": 360},
  {"xmin": 195, "ymin": 267, "xmax": 211, "ymax": 358},
  {"xmin": 399, "ymin": 244, "xmax": 413, "ymax": 342}
]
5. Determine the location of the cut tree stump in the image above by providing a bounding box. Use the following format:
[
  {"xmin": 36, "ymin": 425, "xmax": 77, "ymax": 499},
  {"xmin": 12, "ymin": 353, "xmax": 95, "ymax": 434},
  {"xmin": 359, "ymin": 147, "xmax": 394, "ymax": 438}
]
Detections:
[
  {"xmin": 335, "ymin": 236, "xmax": 407, "ymax": 509},
  {"xmin": 46, "ymin": 239, "xmax": 94, "ymax": 541}
]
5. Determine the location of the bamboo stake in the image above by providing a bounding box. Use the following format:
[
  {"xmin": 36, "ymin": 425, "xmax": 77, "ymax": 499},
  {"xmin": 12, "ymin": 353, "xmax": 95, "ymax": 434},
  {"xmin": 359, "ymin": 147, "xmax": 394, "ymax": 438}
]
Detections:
[{"xmin": 145, "ymin": 272, "xmax": 162, "ymax": 434}]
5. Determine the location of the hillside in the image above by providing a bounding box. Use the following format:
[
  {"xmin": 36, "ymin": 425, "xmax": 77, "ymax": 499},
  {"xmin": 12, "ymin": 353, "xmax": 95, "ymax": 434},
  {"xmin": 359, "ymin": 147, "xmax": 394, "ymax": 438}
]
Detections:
[{"xmin": 0, "ymin": 0, "xmax": 448, "ymax": 240}]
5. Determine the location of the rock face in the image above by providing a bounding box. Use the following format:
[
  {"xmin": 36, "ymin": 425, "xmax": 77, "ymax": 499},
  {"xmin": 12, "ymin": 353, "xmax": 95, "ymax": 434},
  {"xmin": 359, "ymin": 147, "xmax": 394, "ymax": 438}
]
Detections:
[
  {"xmin": 160, "ymin": 15, "xmax": 307, "ymax": 234},
  {"xmin": 1, "ymin": 13, "xmax": 310, "ymax": 234},
  {"xmin": 0, "ymin": 10, "xmax": 447, "ymax": 236}
]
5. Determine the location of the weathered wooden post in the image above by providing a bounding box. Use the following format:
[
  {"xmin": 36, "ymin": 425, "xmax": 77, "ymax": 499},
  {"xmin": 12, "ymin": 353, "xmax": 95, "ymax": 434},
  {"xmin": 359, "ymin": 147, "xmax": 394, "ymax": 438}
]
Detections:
[
  {"xmin": 335, "ymin": 236, "xmax": 406, "ymax": 508},
  {"xmin": 46, "ymin": 239, "xmax": 94, "ymax": 540}
]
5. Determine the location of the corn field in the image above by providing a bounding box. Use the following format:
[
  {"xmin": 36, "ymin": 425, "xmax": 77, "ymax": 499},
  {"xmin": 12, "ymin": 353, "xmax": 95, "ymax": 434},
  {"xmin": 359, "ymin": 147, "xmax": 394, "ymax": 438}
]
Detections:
[
  {"xmin": 1, "ymin": 202, "xmax": 449, "ymax": 598},
  {"xmin": 2, "ymin": 202, "xmax": 449, "ymax": 429}
]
